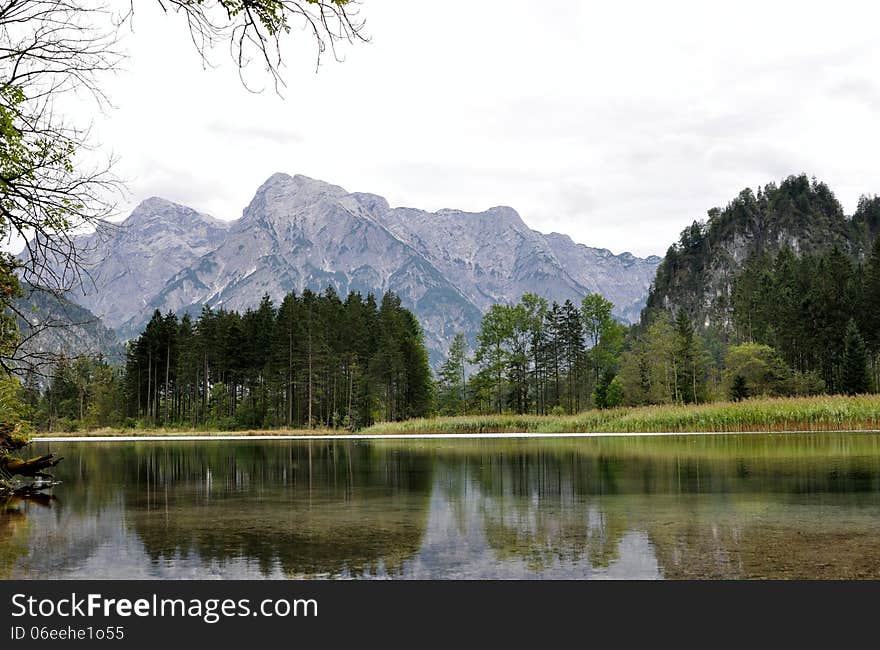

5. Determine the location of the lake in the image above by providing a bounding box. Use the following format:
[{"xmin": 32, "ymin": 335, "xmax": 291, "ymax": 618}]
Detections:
[{"xmin": 3, "ymin": 433, "xmax": 880, "ymax": 579}]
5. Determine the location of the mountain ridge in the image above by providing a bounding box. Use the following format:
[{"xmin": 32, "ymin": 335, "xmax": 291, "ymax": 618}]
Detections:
[{"xmin": 31, "ymin": 173, "xmax": 662, "ymax": 365}]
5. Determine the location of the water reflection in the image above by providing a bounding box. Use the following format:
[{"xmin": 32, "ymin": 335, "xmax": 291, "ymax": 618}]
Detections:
[
  {"xmin": 3, "ymin": 434, "xmax": 880, "ymax": 579},
  {"xmin": 1, "ymin": 493, "xmax": 53, "ymax": 579}
]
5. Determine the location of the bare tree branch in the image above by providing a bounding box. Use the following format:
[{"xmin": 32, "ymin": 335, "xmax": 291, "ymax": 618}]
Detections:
[{"xmin": 148, "ymin": 1, "xmax": 368, "ymax": 94}]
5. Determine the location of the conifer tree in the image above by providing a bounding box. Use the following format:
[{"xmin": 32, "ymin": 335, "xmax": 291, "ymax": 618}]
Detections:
[
  {"xmin": 841, "ymin": 319, "xmax": 869, "ymax": 395},
  {"xmin": 473, "ymin": 304, "xmax": 511, "ymax": 414},
  {"xmin": 112, "ymin": 288, "xmax": 431, "ymax": 430},
  {"xmin": 730, "ymin": 375, "xmax": 748, "ymax": 402},
  {"xmin": 521, "ymin": 293, "xmax": 549, "ymax": 415},
  {"xmin": 861, "ymin": 236, "xmax": 880, "ymax": 390},
  {"xmin": 438, "ymin": 333, "xmax": 468, "ymax": 415},
  {"xmin": 674, "ymin": 309, "xmax": 703, "ymax": 404},
  {"xmin": 561, "ymin": 300, "xmax": 584, "ymax": 413},
  {"xmin": 546, "ymin": 302, "xmax": 564, "ymax": 409}
]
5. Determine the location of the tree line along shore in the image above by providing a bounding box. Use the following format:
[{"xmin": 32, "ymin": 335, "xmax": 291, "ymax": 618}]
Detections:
[{"xmin": 25, "ymin": 394, "xmax": 880, "ymax": 439}]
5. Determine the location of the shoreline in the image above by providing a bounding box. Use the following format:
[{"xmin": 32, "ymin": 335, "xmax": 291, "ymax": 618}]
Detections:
[
  {"xmin": 30, "ymin": 429, "xmax": 880, "ymax": 443},
  {"xmin": 28, "ymin": 395, "xmax": 880, "ymax": 442}
]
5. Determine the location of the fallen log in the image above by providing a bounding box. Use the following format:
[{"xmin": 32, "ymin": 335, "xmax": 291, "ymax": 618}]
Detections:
[{"xmin": 1, "ymin": 453, "xmax": 63, "ymax": 479}]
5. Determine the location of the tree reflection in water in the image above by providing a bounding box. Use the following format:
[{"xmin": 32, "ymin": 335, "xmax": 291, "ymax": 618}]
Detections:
[
  {"xmin": 0, "ymin": 493, "xmax": 53, "ymax": 578},
  {"xmin": 3, "ymin": 434, "xmax": 880, "ymax": 579}
]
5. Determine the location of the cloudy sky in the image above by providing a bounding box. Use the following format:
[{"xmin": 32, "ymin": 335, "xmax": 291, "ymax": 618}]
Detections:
[{"xmin": 77, "ymin": 0, "xmax": 880, "ymax": 258}]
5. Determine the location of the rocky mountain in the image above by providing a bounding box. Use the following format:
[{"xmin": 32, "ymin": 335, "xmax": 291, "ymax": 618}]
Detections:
[
  {"xmin": 14, "ymin": 286, "xmax": 123, "ymax": 371},
  {"xmin": 372, "ymin": 203, "xmax": 660, "ymax": 326},
  {"xmin": 133, "ymin": 174, "xmax": 485, "ymax": 363},
  {"xmin": 542, "ymin": 233, "xmax": 661, "ymax": 324},
  {"xmin": 62, "ymin": 197, "xmax": 230, "ymax": 339},
  {"xmin": 36, "ymin": 173, "xmax": 661, "ymax": 365},
  {"xmin": 643, "ymin": 174, "xmax": 880, "ymax": 329}
]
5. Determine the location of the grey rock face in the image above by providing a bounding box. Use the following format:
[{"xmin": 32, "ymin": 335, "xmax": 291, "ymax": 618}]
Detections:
[
  {"xmin": 368, "ymin": 202, "xmax": 660, "ymax": 326},
  {"xmin": 60, "ymin": 197, "xmax": 229, "ymax": 339},
  {"xmin": 542, "ymin": 233, "xmax": 662, "ymax": 324},
  {"xmin": 51, "ymin": 174, "xmax": 661, "ymax": 366},
  {"xmin": 134, "ymin": 174, "xmax": 482, "ymax": 365},
  {"xmin": 14, "ymin": 285, "xmax": 124, "ymax": 372}
]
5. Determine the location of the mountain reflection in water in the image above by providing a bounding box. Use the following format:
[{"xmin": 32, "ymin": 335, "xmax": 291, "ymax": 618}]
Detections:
[{"xmin": 4, "ymin": 434, "xmax": 880, "ymax": 579}]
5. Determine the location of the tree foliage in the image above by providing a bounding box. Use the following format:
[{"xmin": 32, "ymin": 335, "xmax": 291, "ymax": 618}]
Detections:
[
  {"xmin": 724, "ymin": 343, "xmax": 797, "ymax": 399},
  {"xmin": 730, "ymin": 244, "xmax": 875, "ymax": 393},
  {"xmin": 463, "ymin": 293, "xmax": 628, "ymax": 415},
  {"xmin": 118, "ymin": 289, "xmax": 429, "ymax": 430},
  {"xmin": 437, "ymin": 332, "xmax": 467, "ymax": 416},
  {"xmin": 841, "ymin": 319, "xmax": 869, "ymax": 396}
]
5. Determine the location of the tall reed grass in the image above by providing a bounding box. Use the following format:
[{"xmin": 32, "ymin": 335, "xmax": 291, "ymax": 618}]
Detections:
[
  {"xmin": 362, "ymin": 395, "xmax": 880, "ymax": 435},
  {"xmin": 34, "ymin": 395, "xmax": 880, "ymax": 438}
]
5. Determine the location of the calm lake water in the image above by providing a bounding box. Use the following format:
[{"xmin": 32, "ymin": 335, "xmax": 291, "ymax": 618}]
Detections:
[{"xmin": 4, "ymin": 434, "xmax": 880, "ymax": 579}]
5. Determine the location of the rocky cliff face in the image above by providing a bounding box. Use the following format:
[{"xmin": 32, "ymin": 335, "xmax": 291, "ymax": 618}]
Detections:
[
  {"xmin": 33, "ymin": 173, "xmax": 661, "ymax": 365},
  {"xmin": 373, "ymin": 203, "xmax": 661, "ymax": 324},
  {"xmin": 542, "ymin": 233, "xmax": 661, "ymax": 324},
  {"xmin": 59, "ymin": 197, "xmax": 229, "ymax": 339},
  {"xmin": 643, "ymin": 174, "xmax": 871, "ymax": 329}
]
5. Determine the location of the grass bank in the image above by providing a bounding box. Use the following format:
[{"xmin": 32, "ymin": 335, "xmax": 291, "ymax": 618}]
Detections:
[
  {"xmin": 30, "ymin": 394, "xmax": 880, "ymax": 438},
  {"xmin": 33, "ymin": 426, "xmax": 331, "ymax": 439},
  {"xmin": 362, "ymin": 394, "xmax": 880, "ymax": 435}
]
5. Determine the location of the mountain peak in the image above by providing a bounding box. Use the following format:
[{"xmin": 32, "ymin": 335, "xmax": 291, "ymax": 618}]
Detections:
[
  {"xmin": 126, "ymin": 197, "xmax": 193, "ymax": 225},
  {"xmin": 124, "ymin": 197, "xmax": 229, "ymax": 231},
  {"xmin": 256, "ymin": 172, "xmax": 347, "ymax": 196},
  {"xmin": 241, "ymin": 172, "xmax": 350, "ymax": 227},
  {"xmin": 133, "ymin": 195, "xmax": 182, "ymax": 212},
  {"xmin": 429, "ymin": 205, "xmax": 526, "ymax": 230},
  {"xmin": 462, "ymin": 205, "xmax": 530, "ymax": 234},
  {"xmin": 63, "ymin": 173, "xmax": 663, "ymax": 366},
  {"xmin": 351, "ymin": 192, "xmax": 391, "ymax": 217}
]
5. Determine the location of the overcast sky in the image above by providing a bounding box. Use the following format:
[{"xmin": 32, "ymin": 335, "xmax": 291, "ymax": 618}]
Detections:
[{"xmin": 75, "ymin": 1, "xmax": 880, "ymax": 258}]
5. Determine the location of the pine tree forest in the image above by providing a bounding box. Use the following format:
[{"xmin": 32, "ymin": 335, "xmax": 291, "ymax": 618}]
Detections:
[{"xmin": 28, "ymin": 289, "xmax": 432, "ymax": 431}]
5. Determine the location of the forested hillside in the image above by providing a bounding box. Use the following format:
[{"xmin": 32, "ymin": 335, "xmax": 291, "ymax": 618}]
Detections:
[
  {"xmin": 631, "ymin": 175, "xmax": 880, "ymax": 400},
  {"xmin": 644, "ymin": 175, "xmax": 880, "ymax": 328}
]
